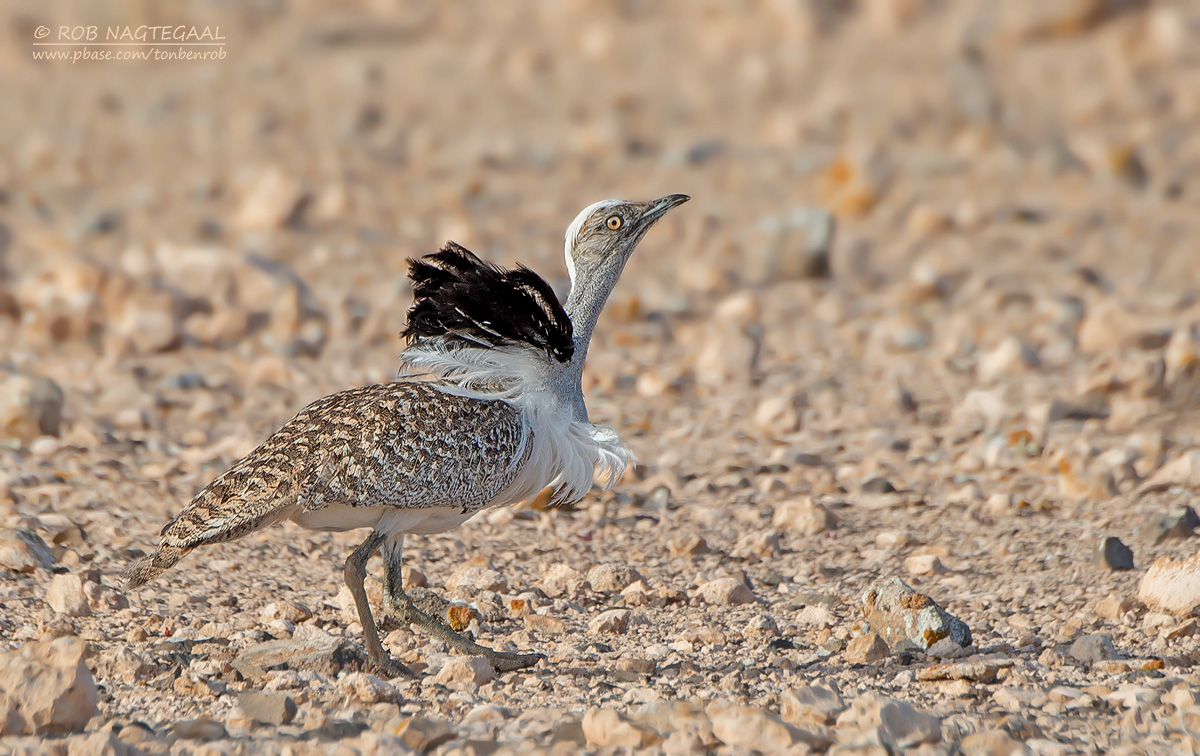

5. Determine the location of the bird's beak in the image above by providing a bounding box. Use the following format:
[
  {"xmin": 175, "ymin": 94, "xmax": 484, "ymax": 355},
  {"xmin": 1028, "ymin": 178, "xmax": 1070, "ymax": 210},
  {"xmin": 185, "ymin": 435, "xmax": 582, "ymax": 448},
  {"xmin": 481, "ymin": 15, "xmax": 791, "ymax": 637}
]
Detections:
[{"xmin": 638, "ymin": 193, "xmax": 691, "ymax": 225}]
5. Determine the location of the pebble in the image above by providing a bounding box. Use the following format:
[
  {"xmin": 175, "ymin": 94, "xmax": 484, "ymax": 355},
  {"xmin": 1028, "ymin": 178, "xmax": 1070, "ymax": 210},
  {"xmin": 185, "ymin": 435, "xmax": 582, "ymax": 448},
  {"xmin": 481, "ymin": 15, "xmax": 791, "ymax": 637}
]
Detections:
[
  {"xmin": 586, "ymin": 563, "xmax": 642, "ymax": 593},
  {"xmin": 43, "ymin": 574, "xmax": 91, "ymax": 618},
  {"xmin": 860, "ymin": 575, "xmax": 971, "ymax": 651},
  {"xmin": 772, "ymin": 497, "xmax": 837, "ymax": 535},
  {"xmin": 539, "ymin": 563, "xmax": 587, "ymax": 598},
  {"xmin": 93, "ymin": 647, "xmax": 156, "ymax": 685},
  {"xmin": 587, "ymin": 608, "xmax": 633, "ymax": 635},
  {"xmin": 1137, "ymin": 553, "xmax": 1200, "ymax": 616},
  {"xmin": 835, "ymin": 692, "xmax": 942, "ymax": 748},
  {"xmin": 994, "ymin": 687, "xmax": 1048, "ymax": 713},
  {"xmin": 1096, "ymin": 595, "xmax": 1135, "ymax": 620},
  {"xmin": 234, "ymin": 167, "xmax": 306, "ymax": 232},
  {"xmin": 977, "ymin": 337, "xmax": 1040, "ymax": 382},
  {"xmin": 1069, "ymin": 633, "xmax": 1118, "ymax": 664},
  {"xmin": 386, "ymin": 715, "xmax": 455, "ymax": 752},
  {"xmin": 434, "ymin": 656, "xmax": 494, "ymax": 687},
  {"xmin": 707, "ymin": 699, "xmax": 819, "ymax": 753},
  {"xmin": 0, "ymin": 637, "xmax": 97, "ymax": 735},
  {"xmin": 446, "ymin": 562, "xmax": 508, "ymax": 599},
  {"xmin": 232, "ymin": 633, "xmax": 361, "ymax": 678},
  {"xmin": 916, "ymin": 660, "xmax": 1006, "ymax": 684},
  {"xmin": 904, "ymin": 554, "xmax": 947, "ymax": 576},
  {"xmin": 581, "ymin": 707, "xmax": 660, "ymax": 748},
  {"xmin": 753, "ymin": 394, "xmax": 802, "ymax": 434},
  {"xmin": 238, "ymin": 691, "xmax": 298, "ymax": 725},
  {"xmin": 844, "ymin": 633, "xmax": 890, "ymax": 665},
  {"xmin": 694, "ymin": 577, "xmax": 757, "ymax": 606},
  {"xmin": 632, "ymin": 700, "xmax": 714, "ymax": 748},
  {"xmin": 0, "ymin": 529, "xmax": 55, "ymax": 573},
  {"xmin": 780, "ymin": 684, "xmax": 845, "ymax": 727},
  {"xmin": 339, "ymin": 672, "xmax": 404, "ymax": 704},
  {"xmin": 743, "ymin": 614, "xmax": 780, "ymax": 637},
  {"xmin": 524, "ymin": 614, "xmax": 566, "ymax": 635},
  {"xmin": 171, "ymin": 718, "xmax": 228, "ymax": 741},
  {"xmin": 260, "ymin": 601, "xmax": 313, "ymax": 624},
  {"xmin": 961, "ymin": 728, "xmax": 1026, "ymax": 755}
]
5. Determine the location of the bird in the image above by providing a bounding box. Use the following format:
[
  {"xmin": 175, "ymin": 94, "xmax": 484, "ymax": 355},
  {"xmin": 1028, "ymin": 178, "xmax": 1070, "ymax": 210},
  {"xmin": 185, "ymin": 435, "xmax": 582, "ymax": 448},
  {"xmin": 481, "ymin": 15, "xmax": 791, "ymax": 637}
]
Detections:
[{"xmin": 125, "ymin": 194, "xmax": 690, "ymax": 677}]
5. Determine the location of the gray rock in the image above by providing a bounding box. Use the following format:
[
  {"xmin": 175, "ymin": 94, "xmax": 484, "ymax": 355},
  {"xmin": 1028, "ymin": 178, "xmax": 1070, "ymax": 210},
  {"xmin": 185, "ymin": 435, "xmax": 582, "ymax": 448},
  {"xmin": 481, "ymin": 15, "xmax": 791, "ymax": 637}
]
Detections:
[
  {"xmin": 1096, "ymin": 536, "xmax": 1134, "ymax": 570},
  {"xmin": 45, "ymin": 573, "xmax": 91, "ymax": 617},
  {"xmin": 0, "ymin": 529, "xmax": 55, "ymax": 573},
  {"xmin": 231, "ymin": 633, "xmax": 363, "ymax": 678},
  {"xmin": 1153, "ymin": 506, "xmax": 1199, "ymax": 543},
  {"xmin": 238, "ymin": 691, "xmax": 297, "ymax": 725},
  {"xmin": 1070, "ymin": 634, "xmax": 1118, "ymax": 664},
  {"xmin": 927, "ymin": 637, "xmax": 965, "ymax": 659},
  {"xmin": 860, "ymin": 575, "xmax": 971, "ymax": 651}
]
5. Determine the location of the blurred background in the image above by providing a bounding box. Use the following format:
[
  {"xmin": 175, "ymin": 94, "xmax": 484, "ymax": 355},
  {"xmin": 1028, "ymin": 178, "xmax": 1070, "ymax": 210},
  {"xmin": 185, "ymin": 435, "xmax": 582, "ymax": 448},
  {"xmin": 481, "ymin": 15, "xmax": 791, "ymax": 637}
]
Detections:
[{"xmin": 3, "ymin": 0, "xmax": 1200, "ymax": 743}]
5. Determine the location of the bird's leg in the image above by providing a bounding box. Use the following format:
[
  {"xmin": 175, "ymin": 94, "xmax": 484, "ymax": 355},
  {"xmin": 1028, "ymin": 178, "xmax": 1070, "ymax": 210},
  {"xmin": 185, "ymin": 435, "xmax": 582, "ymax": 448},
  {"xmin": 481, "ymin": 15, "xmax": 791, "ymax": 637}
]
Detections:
[
  {"xmin": 381, "ymin": 538, "xmax": 543, "ymax": 674},
  {"xmin": 344, "ymin": 530, "xmax": 413, "ymax": 678}
]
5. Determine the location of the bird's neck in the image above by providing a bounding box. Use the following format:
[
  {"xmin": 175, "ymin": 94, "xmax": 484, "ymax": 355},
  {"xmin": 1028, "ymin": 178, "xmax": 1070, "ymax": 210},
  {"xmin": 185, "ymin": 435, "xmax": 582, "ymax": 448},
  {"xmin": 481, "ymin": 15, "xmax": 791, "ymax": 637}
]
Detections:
[{"xmin": 553, "ymin": 274, "xmax": 615, "ymax": 421}]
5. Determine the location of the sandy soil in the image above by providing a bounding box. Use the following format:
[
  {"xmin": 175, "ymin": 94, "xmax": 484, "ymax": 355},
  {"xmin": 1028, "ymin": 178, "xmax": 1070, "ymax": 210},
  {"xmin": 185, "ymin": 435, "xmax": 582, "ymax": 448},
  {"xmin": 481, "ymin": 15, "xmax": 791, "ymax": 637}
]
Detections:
[{"xmin": 3, "ymin": 1, "xmax": 1200, "ymax": 754}]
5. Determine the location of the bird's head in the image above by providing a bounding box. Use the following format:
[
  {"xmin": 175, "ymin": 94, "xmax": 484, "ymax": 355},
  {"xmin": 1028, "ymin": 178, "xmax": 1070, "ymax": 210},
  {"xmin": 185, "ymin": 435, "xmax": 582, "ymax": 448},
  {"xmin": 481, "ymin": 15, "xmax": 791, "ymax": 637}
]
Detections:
[{"xmin": 563, "ymin": 194, "xmax": 690, "ymax": 290}]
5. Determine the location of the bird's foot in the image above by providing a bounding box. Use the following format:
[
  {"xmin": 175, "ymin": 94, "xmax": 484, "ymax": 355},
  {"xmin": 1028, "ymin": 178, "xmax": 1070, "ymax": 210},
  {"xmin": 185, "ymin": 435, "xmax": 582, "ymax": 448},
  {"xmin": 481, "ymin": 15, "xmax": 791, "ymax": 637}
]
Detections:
[
  {"xmin": 484, "ymin": 649, "xmax": 545, "ymax": 673},
  {"xmin": 365, "ymin": 654, "xmax": 415, "ymax": 679}
]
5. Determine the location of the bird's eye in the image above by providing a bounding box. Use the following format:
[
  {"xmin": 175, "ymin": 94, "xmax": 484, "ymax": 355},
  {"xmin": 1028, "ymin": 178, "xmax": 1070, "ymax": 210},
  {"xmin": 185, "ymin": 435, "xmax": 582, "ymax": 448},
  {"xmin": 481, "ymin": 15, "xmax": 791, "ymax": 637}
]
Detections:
[{"xmin": 606, "ymin": 215, "xmax": 622, "ymax": 230}]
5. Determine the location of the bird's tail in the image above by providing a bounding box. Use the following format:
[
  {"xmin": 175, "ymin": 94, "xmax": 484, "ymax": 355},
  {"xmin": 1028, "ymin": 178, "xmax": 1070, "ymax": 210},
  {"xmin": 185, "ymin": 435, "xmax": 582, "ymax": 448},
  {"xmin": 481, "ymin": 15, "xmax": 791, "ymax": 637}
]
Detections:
[{"xmin": 124, "ymin": 545, "xmax": 191, "ymax": 589}]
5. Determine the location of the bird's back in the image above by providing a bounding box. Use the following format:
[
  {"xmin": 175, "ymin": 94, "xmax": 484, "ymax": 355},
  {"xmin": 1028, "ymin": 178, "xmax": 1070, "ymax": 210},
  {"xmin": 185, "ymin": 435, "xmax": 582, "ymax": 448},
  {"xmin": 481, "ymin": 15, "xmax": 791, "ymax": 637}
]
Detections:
[{"xmin": 139, "ymin": 382, "xmax": 527, "ymax": 566}]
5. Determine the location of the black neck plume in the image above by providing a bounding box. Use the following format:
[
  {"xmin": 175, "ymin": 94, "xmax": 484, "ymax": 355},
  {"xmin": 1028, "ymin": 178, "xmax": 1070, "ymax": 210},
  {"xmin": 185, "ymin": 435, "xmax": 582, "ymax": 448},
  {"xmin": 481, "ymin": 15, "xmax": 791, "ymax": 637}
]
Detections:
[{"xmin": 402, "ymin": 242, "xmax": 574, "ymax": 363}]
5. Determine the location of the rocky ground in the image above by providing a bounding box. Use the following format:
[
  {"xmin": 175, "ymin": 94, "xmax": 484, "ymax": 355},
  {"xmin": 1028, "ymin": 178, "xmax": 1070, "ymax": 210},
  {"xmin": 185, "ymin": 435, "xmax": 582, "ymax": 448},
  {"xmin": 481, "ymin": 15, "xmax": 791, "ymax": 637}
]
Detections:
[{"xmin": 3, "ymin": 0, "xmax": 1200, "ymax": 754}]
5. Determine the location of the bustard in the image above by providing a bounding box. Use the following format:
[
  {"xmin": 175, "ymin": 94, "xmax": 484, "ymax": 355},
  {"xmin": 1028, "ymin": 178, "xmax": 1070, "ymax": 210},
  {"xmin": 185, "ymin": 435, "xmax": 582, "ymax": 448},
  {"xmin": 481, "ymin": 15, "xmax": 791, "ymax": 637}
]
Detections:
[{"xmin": 125, "ymin": 194, "xmax": 690, "ymax": 676}]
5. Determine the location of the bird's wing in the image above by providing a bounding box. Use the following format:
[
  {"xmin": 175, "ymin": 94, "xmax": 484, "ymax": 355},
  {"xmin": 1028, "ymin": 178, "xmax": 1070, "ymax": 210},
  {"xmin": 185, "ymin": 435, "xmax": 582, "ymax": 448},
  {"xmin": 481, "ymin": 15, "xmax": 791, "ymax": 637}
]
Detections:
[{"xmin": 157, "ymin": 383, "xmax": 528, "ymax": 547}]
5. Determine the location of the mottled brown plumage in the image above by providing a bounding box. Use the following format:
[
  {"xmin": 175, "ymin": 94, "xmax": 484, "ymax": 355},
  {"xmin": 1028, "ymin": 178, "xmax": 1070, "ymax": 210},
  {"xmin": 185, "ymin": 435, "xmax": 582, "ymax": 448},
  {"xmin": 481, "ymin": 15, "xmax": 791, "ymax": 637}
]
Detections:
[{"xmin": 126, "ymin": 382, "xmax": 526, "ymax": 588}]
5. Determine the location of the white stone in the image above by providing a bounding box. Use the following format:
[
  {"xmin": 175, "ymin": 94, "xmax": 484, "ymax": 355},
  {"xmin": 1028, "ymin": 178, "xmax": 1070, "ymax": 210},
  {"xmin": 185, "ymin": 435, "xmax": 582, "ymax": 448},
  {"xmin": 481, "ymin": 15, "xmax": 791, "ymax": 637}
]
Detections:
[
  {"xmin": 588, "ymin": 608, "xmax": 633, "ymax": 636},
  {"xmin": 45, "ymin": 574, "xmax": 90, "ymax": 617},
  {"xmin": 772, "ymin": 497, "xmax": 837, "ymax": 535},
  {"xmin": 835, "ymin": 692, "xmax": 941, "ymax": 747},
  {"xmin": 433, "ymin": 656, "xmax": 493, "ymax": 687},
  {"xmin": 707, "ymin": 700, "xmax": 813, "ymax": 752},
  {"xmin": 446, "ymin": 564, "xmax": 508, "ymax": 600},
  {"xmin": 1138, "ymin": 553, "xmax": 1200, "ymax": 616},
  {"xmin": 586, "ymin": 563, "xmax": 642, "ymax": 593},
  {"xmin": 695, "ymin": 578, "xmax": 757, "ymax": 606},
  {"xmin": 338, "ymin": 672, "xmax": 403, "ymax": 704}
]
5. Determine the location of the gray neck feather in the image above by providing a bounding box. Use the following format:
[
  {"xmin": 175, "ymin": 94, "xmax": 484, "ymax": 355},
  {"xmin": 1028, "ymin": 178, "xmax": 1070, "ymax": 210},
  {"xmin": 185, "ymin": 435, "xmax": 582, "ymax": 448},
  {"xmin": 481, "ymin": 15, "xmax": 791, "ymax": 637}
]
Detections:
[{"xmin": 550, "ymin": 261, "xmax": 623, "ymax": 422}]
